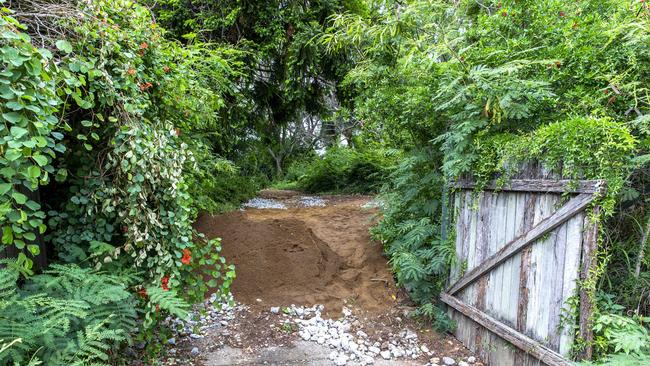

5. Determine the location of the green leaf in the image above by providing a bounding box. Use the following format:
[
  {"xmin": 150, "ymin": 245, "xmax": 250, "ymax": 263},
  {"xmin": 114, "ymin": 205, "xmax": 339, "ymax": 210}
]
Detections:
[
  {"xmin": 2, "ymin": 111, "xmax": 22, "ymax": 123},
  {"xmin": 0, "ymin": 183, "xmax": 11, "ymax": 195},
  {"xmin": 55, "ymin": 39, "xmax": 73, "ymax": 54},
  {"xmin": 32, "ymin": 155, "xmax": 48, "ymax": 166},
  {"xmin": 26, "ymin": 165, "xmax": 40, "ymax": 179},
  {"xmin": 24, "ymin": 200, "xmax": 40, "ymax": 211},
  {"xmin": 27, "ymin": 244, "xmax": 40, "ymax": 255},
  {"xmin": 5, "ymin": 149, "xmax": 21, "ymax": 161},
  {"xmin": 23, "ymin": 232, "xmax": 36, "ymax": 241},
  {"xmin": 11, "ymin": 192, "xmax": 27, "ymax": 204},
  {"xmin": 2, "ymin": 226, "xmax": 13, "ymax": 244},
  {"xmin": 10, "ymin": 126, "xmax": 28, "ymax": 138}
]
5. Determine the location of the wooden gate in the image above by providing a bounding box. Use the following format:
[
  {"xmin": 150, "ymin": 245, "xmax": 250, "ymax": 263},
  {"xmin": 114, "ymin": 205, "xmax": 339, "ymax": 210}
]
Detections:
[{"xmin": 441, "ymin": 169, "xmax": 604, "ymax": 365}]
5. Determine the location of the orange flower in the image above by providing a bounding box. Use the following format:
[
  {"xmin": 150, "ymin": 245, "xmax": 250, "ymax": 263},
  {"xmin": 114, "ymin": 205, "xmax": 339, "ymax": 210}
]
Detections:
[
  {"xmin": 127, "ymin": 68, "xmax": 136, "ymax": 75},
  {"xmin": 181, "ymin": 248, "xmax": 191, "ymax": 265},
  {"xmin": 139, "ymin": 82, "xmax": 153, "ymax": 91},
  {"xmin": 161, "ymin": 275, "xmax": 170, "ymax": 291},
  {"xmin": 163, "ymin": 66, "xmax": 171, "ymax": 73},
  {"xmin": 139, "ymin": 42, "xmax": 148, "ymax": 50}
]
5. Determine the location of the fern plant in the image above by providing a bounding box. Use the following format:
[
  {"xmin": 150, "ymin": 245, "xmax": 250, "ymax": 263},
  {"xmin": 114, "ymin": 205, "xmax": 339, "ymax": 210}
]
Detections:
[
  {"xmin": 370, "ymin": 149, "xmax": 456, "ymax": 331},
  {"xmin": 0, "ymin": 262, "xmax": 138, "ymax": 365}
]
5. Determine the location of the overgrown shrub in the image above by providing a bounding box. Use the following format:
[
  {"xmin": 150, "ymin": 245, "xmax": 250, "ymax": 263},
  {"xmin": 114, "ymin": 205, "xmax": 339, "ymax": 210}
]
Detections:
[
  {"xmin": 298, "ymin": 147, "xmax": 398, "ymax": 194},
  {"xmin": 370, "ymin": 150, "xmax": 455, "ymax": 331},
  {"xmin": 1, "ymin": 1, "xmax": 236, "ymax": 362}
]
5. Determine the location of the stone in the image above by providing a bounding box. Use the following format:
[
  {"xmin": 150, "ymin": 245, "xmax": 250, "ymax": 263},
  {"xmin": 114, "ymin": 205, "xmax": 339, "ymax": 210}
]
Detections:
[
  {"xmin": 190, "ymin": 347, "xmax": 200, "ymax": 356},
  {"xmin": 335, "ymin": 354, "xmax": 348, "ymax": 366},
  {"xmin": 356, "ymin": 330, "xmax": 368, "ymax": 338},
  {"xmin": 442, "ymin": 356, "xmax": 456, "ymax": 365},
  {"xmin": 430, "ymin": 357, "xmax": 440, "ymax": 364},
  {"xmin": 467, "ymin": 356, "xmax": 476, "ymax": 363},
  {"xmin": 270, "ymin": 307, "xmax": 280, "ymax": 314},
  {"xmin": 380, "ymin": 350, "xmax": 391, "ymax": 360},
  {"xmin": 459, "ymin": 362, "xmax": 469, "ymax": 366},
  {"xmin": 368, "ymin": 346, "xmax": 380, "ymax": 354},
  {"xmin": 329, "ymin": 351, "xmax": 338, "ymax": 361},
  {"xmin": 167, "ymin": 337, "xmax": 176, "ymax": 345},
  {"xmin": 420, "ymin": 344, "xmax": 429, "ymax": 353}
]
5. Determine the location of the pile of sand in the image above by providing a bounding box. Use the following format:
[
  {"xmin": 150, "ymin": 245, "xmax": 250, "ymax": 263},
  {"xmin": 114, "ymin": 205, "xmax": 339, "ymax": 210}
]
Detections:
[{"xmin": 195, "ymin": 191, "xmax": 397, "ymax": 314}]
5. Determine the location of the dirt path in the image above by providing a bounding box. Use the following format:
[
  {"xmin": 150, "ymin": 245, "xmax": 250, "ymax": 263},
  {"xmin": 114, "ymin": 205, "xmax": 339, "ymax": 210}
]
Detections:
[
  {"xmin": 160, "ymin": 191, "xmax": 478, "ymax": 366},
  {"xmin": 195, "ymin": 190, "xmax": 396, "ymax": 315}
]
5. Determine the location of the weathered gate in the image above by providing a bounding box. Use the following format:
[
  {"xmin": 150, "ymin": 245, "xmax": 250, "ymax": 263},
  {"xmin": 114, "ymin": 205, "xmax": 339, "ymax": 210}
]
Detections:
[{"xmin": 441, "ymin": 167, "xmax": 604, "ymax": 365}]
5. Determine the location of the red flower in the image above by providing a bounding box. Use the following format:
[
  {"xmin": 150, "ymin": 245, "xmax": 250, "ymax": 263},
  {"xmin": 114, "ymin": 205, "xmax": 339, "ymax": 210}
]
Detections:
[
  {"xmin": 161, "ymin": 275, "xmax": 170, "ymax": 291},
  {"xmin": 140, "ymin": 42, "xmax": 148, "ymax": 50},
  {"xmin": 559, "ymin": 11, "xmax": 565, "ymax": 17},
  {"xmin": 137, "ymin": 287, "xmax": 148, "ymax": 299},
  {"xmin": 139, "ymin": 82, "xmax": 153, "ymax": 91},
  {"xmin": 502, "ymin": 11, "xmax": 508, "ymax": 17},
  {"xmin": 181, "ymin": 248, "xmax": 191, "ymax": 265}
]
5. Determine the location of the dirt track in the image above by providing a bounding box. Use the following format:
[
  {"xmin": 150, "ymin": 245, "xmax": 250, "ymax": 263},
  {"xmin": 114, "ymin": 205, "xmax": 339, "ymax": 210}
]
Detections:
[
  {"xmin": 194, "ymin": 190, "xmax": 397, "ymax": 315},
  {"xmin": 181, "ymin": 190, "xmax": 477, "ymax": 366}
]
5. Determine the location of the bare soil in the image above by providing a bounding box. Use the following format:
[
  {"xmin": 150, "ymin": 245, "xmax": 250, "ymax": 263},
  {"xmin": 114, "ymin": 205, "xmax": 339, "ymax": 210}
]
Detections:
[{"xmin": 194, "ymin": 190, "xmax": 396, "ymax": 315}]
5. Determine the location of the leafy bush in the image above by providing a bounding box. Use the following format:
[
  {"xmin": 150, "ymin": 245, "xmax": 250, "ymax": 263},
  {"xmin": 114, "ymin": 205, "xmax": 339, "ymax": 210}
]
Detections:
[
  {"xmin": 297, "ymin": 147, "xmax": 398, "ymax": 194},
  {"xmin": 0, "ymin": 5, "xmax": 61, "ymax": 258},
  {"xmin": 1, "ymin": 2, "xmax": 235, "ymax": 362},
  {"xmin": 370, "ymin": 150, "xmax": 455, "ymax": 331}
]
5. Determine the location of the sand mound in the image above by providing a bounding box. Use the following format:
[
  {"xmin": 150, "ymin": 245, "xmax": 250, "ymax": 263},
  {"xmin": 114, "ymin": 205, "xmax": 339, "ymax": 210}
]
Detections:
[{"xmin": 195, "ymin": 192, "xmax": 397, "ymax": 314}]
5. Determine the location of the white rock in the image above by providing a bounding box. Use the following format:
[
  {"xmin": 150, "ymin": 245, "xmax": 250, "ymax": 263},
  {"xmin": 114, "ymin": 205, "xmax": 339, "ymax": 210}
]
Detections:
[
  {"xmin": 356, "ymin": 330, "xmax": 368, "ymax": 338},
  {"xmin": 299, "ymin": 331, "xmax": 310, "ymax": 341},
  {"xmin": 330, "ymin": 338, "xmax": 341, "ymax": 349},
  {"xmin": 442, "ymin": 357, "xmax": 456, "ymax": 365},
  {"xmin": 335, "ymin": 355, "xmax": 348, "ymax": 366},
  {"xmin": 380, "ymin": 350, "xmax": 391, "ymax": 360},
  {"xmin": 459, "ymin": 362, "xmax": 469, "ymax": 366},
  {"xmin": 349, "ymin": 342, "xmax": 359, "ymax": 352},
  {"xmin": 420, "ymin": 345, "xmax": 429, "ymax": 353},
  {"xmin": 341, "ymin": 337, "xmax": 350, "ymax": 351},
  {"xmin": 391, "ymin": 348, "xmax": 404, "ymax": 358},
  {"xmin": 167, "ymin": 337, "xmax": 176, "ymax": 345},
  {"xmin": 190, "ymin": 347, "xmax": 199, "ymax": 356},
  {"xmin": 467, "ymin": 356, "xmax": 476, "ymax": 363},
  {"xmin": 317, "ymin": 336, "xmax": 325, "ymax": 345},
  {"xmin": 329, "ymin": 351, "xmax": 338, "ymax": 360},
  {"xmin": 368, "ymin": 346, "xmax": 381, "ymax": 354},
  {"xmin": 270, "ymin": 307, "xmax": 280, "ymax": 314}
]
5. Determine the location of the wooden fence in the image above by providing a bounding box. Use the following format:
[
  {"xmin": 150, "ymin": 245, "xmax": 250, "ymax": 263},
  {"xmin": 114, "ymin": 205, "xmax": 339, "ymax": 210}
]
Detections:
[{"xmin": 441, "ymin": 167, "xmax": 604, "ymax": 365}]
